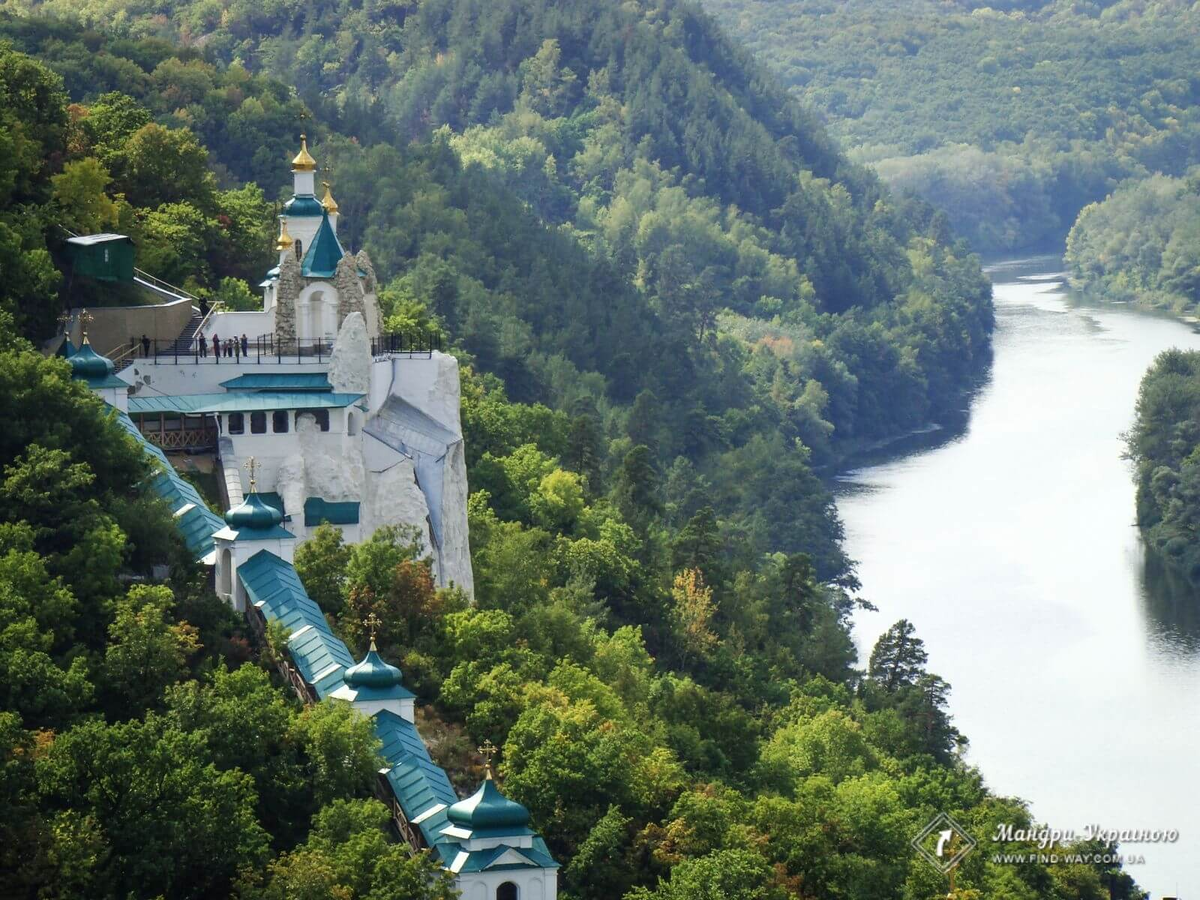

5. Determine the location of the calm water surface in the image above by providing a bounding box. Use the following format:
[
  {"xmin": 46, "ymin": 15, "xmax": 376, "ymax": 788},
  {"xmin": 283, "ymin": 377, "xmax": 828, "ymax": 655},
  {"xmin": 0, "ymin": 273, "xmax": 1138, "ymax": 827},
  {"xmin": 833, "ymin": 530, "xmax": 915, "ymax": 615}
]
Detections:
[{"xmin": 837, "ymin": 256, "xmax": 1200, "ymax": 897}]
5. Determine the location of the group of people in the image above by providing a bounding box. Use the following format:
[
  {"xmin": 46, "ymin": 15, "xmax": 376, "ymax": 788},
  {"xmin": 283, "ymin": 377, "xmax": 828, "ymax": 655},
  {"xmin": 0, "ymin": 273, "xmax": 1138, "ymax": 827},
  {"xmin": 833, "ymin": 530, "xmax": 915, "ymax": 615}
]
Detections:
[
  {"xmin": 196, "ymin": 333, "xmax": 250, "ymax": 360},
  {"xmin": 138, "ymin": 332, "xmax": 251, "ymax": 360}
]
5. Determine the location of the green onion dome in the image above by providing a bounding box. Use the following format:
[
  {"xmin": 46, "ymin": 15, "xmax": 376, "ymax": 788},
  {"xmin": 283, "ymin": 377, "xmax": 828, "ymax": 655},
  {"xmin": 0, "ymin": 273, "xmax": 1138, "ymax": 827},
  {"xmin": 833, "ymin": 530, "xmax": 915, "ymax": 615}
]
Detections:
[
  {"xmin": 447, "ymin": 776, "xmax": 531, "ymax": 830},
  {"xmin": 68, "ymin": 340, "xmax": 114, "ymax": 379},
  {"xmin": 344, "ymin": 643, "xmax": 404, "ymax": 689},
  {"xmin": 224, "ymin": 492, "xmax": 284, "ymax": 530}
]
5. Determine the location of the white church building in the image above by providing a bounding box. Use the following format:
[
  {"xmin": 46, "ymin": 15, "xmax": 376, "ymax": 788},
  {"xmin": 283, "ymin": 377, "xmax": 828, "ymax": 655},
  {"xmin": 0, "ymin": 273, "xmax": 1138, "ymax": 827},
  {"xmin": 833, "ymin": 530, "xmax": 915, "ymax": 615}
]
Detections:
[{"xmin": 118, "ymin": 136, "xmax": 473, "ymax": 596}]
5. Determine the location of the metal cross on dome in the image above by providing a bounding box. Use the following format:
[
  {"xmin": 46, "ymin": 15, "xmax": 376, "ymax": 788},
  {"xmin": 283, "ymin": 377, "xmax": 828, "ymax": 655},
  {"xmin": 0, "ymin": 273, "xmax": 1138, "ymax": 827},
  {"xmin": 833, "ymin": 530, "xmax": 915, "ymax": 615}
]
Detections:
[
  {"xmin": 362, "ymin": 612, "xmax": 382, "ymax": 646},
  {"xmin": 242, "ymin": 456, "xmax": 259, "ymax": 491},
  {"xmin": 57, "ymin": 311, "xmax": 71, "ymax": 335},
  {"xmin": 478, "ymin": 739, "xmax": 498, "ymax": 779},
  {"xmin": 79, "ymin": 308, "xmax": 94, "ymax": 340}
]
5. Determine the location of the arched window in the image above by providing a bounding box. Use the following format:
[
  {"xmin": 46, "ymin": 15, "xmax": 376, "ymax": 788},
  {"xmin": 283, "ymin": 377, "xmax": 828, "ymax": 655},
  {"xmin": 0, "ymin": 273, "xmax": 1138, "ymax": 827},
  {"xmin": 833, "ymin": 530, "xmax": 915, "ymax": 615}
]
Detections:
[
  {"xmin": 496, "ymin": 883, "xmax": 518, "ymax": 900},
  {"xmin": 347, "ymin": 411, "xmax": 358, "ymax": 436},
  {"xmin": 218, "ymin": 548, "xmax": 232, "ymax": 599},
  {"xmin": 294, "ymin": 239, "xmax": 303, "ymax": 260}
]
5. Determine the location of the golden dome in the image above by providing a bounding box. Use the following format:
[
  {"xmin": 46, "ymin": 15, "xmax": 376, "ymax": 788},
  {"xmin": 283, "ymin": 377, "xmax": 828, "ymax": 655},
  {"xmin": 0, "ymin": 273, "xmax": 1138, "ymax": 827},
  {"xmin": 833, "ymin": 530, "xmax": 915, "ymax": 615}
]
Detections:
[
  {"xmin": 321, "ymin": 181, "xmax": 339, "ymax": 214},
  {"xmin": 275, "ymin": 217, "xmax": 294, "ymax": 251},
  {"xmin": 291, "ymin": 134, "xmax": 317, "ymax": 172}
]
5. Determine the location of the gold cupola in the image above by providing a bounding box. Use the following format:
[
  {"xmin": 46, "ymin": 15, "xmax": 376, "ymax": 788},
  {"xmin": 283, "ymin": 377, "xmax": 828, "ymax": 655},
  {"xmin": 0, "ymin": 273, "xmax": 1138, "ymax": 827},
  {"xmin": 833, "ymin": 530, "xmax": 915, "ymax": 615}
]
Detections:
[
  {"xmin": 291, "ymin": 134, "xmax": 317, "ymax": 172},
  {"xmin": 321, "ymin": 181, "xmax": 339, "ymax": 214},
  {"xmin": 275, "ymin": 216, "xmax": 294, "ymax": 251}
]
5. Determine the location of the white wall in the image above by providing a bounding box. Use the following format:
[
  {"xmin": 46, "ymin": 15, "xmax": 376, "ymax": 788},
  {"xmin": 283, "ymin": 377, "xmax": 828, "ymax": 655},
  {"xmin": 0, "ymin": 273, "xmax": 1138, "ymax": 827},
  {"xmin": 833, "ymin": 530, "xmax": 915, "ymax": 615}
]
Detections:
[{"xmin": 122, "ymin": 359, "xmax": 330, "ymax": 396}]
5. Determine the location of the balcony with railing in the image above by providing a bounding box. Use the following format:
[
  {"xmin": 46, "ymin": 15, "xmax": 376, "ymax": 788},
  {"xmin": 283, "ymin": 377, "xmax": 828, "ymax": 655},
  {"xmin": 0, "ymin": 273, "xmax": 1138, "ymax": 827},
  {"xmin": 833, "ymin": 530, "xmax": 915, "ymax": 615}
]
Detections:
[{"xmin": 115, "ymin": 330, "xmax": 442, "ymax": 366}]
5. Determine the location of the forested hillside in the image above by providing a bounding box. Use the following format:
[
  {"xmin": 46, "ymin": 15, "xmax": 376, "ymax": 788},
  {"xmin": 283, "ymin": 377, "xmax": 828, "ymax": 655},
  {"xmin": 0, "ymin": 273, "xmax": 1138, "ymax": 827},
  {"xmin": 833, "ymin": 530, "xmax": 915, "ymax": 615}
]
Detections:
[
  {"xmin": 695, "ymin": 0, "xmax": 1200, "ymax": 253},
  {"xmin": 1066, "ymin": 171, "xmax": 1200, "ymax": 312},
  {"xmin": 0, "ymin": 3, "xmax": 994, "ymax": 583},
  {"xmin": 0, "ymin": 4, "xmax": 1147, "ymax": 898},
  {"xmin": 1127, "ymin": 349, "xmax": 1200, "ymax": 583}
]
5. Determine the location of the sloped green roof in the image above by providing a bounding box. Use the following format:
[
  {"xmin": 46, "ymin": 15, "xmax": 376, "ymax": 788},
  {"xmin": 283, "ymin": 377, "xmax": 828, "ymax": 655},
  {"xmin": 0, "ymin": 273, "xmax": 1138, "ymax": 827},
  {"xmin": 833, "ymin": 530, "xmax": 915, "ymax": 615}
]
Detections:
[
  {"xmin": 112, "ymin": 412, "xmax": 224, "ymax": 562},
  {"xmin": 300, "ymin": 212, "xmax": 346, "ymax": 278},
  {"xmin": 304, "ymin": 497, "xmax": 360, "ymax": 526},
  {"xmin": 129, "ymin": 392, "xmax": 363, "ymax": 415},
  {"xmin": 237, "ymin": 550, "xmax": 354, "ymax": 699},
  {"xmin": 220, "ymin": 373, "xmax": 332, "ymax": 392},
  {"xmin": 450, "ymin": 842, "xmax": 559, "ymax": 873},
  {"xmin": 375, "ymin": 710, "xmax": 459, "ymax": 854}
]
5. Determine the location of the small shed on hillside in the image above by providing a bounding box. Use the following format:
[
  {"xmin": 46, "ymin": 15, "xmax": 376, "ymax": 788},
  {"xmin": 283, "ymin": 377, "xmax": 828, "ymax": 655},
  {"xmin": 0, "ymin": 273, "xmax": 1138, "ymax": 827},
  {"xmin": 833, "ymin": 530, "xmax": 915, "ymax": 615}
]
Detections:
[{"xmin": 65, "ymin": 234, "xmax": 135, "ymax": 282}]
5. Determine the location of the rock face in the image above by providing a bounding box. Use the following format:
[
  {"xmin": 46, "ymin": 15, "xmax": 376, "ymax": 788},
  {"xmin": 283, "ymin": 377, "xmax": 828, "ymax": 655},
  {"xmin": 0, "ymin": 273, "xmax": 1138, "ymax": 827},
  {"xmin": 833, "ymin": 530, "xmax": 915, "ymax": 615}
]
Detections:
[
  {"xmin": 335, "ymin": 253, "xmax": 366, "ymax": 327},
  {"xmin": 275, "ymin": 253, "xmax": 303, "ymax": 345},
  {"xmin": 329, "ymin": 313, "xmax": 370, "ymax": 395},
  {"xmin": 361, "ymin": 457, "xmax": 436, "ymax": 562},
  {"xmin": 436, "ymin": 439, "xmax": 473, "ymax": 595},
  {"xmin": 298, "ymin": 412, "xmax": 364, "ymax": 501},
  {"xmin": 361, "ymin": 352, "xmax": 473, "ymax": 597}
]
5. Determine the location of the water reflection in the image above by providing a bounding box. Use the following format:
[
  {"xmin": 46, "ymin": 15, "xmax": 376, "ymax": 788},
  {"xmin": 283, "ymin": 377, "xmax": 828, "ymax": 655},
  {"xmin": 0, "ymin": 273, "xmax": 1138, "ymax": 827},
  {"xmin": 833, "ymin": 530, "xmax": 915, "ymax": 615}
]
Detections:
[{"xmin": 1138, "ymin": 545, "xmax": 1200, "ymax": 656}]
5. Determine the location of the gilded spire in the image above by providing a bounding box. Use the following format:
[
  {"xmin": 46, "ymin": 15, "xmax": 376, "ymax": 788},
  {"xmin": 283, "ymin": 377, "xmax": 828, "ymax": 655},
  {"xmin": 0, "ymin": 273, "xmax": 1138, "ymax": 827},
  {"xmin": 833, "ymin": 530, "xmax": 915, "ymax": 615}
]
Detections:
[
  {"xmin": 291, "ymin": 134, "xmax": 317, "ymax": 172},
  {"xmin": 275, "ymin": 216, "xmax": 294, "ymax": 251},
  {"xmin": 321, "ymin": 181, "xmax": 339, "ymax": 214}
]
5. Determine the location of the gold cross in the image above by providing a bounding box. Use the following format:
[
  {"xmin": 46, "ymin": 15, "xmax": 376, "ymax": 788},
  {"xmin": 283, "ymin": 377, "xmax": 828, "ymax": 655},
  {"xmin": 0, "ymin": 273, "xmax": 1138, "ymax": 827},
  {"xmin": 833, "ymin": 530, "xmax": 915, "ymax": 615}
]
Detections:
[
  {"xmin": 79, "ymin": 309, "xmax": 94, "ymax": 342},
  {"xmin": 242, "ymin": 456, "xmax": 259, "ymax": 491},
  {"xmin": 57, "ymin": 311, "xmax": 71, "ymax": 335},
  {"xmin": 362, "ymin": 612, "xmax": 381, "ymax": 647},
  {"xmin": 477, "ymin": 739, "xmax": 498, "ymax": 779}
]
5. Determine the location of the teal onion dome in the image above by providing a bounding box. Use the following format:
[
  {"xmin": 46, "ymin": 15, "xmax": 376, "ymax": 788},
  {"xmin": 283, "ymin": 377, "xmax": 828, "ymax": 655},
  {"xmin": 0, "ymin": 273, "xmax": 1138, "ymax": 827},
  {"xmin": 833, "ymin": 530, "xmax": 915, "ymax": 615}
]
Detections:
[
  {"xmin": 447, "ymin": 776, "xmax": 531, "ymax": 830},
  {"xmin": 344, "ymin": 643, "xmax": 404, "ymax": 689},
  {"xmin": 68, "ymin": 340, "xmax": 114, "ymax": 379},
  {"xmin": 224, "ymin": 492, "xmax": 284, "ymax": 530}
]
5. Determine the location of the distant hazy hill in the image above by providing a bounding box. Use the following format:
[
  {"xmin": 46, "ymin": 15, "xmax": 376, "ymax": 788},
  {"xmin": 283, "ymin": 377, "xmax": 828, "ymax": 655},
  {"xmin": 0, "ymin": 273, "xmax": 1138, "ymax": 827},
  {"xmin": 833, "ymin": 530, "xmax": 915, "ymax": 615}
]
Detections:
[{"xmin": 695, "ymin": 0, "xmax": 1200, "ymax": 251}]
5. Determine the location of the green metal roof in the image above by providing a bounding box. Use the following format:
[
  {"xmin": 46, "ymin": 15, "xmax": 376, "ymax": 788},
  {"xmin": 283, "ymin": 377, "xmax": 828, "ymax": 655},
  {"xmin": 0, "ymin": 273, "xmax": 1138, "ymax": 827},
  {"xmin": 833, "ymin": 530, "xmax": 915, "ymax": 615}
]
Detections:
[
  {"xmin": 450, "ymin": 842, "xmax": 559, "ymax": 873},
  {"xmin": 301, "ymin": 212, "xmax": 346, "ymax": 278},
  {"xmin": 112, "ymin": 411, "xmax": 224, "ymax": 562},
  {"xmin": 448, "ymin": 778, "xmax": 531, "ymax": 830},
  {"xmin": 284, "ymin": 194, "xmax": 324, "ymax": 217},
  {"xmin": 304, "ymin": 497, "xmax": 360, "ymax": 526},
  {"xmin": 376, "ymin": 711, "xmax": 460, "ymax": 850},
  {"xmin": 237, "ymin": 550, "xmax": 354, "ymax": 699},
  {"xmin": 128, "ymin": 391, "xmax": 363, "ymax": 415},
  {"xmin": 220, "ymin": 373, "xmax": 332, "ymax": 392}
]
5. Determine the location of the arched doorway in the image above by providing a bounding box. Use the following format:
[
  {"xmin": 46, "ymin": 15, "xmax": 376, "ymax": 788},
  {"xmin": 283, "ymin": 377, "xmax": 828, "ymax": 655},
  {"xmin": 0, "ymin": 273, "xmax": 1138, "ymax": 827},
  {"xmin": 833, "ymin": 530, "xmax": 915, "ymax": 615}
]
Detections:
[{"xmin": 496, "ymin": 883, "xmax": 518, "ymax": 900}]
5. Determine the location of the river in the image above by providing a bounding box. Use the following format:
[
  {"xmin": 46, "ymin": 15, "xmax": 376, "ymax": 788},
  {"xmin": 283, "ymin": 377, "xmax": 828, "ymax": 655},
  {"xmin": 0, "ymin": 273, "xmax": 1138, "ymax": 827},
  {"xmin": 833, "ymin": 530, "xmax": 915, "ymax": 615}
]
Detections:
[{"xmin": 837, "ymin": 255, "xmax": 1200, "ymax": 897}]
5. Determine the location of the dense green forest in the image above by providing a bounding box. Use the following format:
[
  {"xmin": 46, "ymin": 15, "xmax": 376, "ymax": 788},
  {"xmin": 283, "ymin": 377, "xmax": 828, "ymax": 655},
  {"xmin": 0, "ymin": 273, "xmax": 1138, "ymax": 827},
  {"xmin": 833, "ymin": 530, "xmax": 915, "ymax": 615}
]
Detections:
[
  {"xmin": 1066, "ymin": 170, "xmax": 1200, "ymax": 312},
  {"xmin": 0, "ymin": 3, "xmax": 1147, "ymax": 899},
  {"xmin": 693, "ymin": 0, "xmax": 1200, "ymax": 253},
  {"xmin": 1127, "ymin": 348, "xmax": 1200, "ymax": 583}
]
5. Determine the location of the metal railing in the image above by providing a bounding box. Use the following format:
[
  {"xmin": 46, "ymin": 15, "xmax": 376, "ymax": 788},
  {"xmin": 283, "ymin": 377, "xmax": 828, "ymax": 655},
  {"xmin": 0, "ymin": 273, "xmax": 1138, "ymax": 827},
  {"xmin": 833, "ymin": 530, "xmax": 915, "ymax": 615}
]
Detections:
[
  {"xmin": 133, "ymin": 267, "xmax": 199, "ymax": 302},
  {"xmin": 370, "ymin": 330, "xmax": 442, "ymax": 358},
  {"xmin": 122, "ymin": 335, "xmax": 335, "ymax": 365},
  {"xmin": 120, "ymin": 331, "xmax": 442, "ymax": 365}
]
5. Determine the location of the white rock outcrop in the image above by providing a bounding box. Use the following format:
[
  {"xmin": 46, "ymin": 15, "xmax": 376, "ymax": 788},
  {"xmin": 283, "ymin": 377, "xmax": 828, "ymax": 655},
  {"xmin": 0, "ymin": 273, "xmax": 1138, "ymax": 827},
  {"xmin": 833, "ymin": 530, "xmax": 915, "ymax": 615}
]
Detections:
[{"xmin": 328, "ymin": 312, "xmax": 371, "ymax": 395}]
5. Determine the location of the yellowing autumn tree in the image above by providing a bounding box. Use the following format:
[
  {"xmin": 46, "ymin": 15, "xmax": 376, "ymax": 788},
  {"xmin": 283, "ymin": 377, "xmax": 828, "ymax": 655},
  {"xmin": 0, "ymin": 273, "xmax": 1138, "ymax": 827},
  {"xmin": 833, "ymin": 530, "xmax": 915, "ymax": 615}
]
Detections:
[{"xmin": 671, "ymin": 568, "xmax": 718, "ymax": 669}]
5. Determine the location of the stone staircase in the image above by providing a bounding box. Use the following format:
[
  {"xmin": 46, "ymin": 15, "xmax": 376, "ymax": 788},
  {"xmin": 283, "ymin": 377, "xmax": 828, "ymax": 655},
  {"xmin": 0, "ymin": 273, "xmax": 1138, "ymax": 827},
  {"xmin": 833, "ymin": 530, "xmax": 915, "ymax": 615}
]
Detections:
[{"xmin": 172, "ymin": 312, "xmax": 205, "ymax": 351}]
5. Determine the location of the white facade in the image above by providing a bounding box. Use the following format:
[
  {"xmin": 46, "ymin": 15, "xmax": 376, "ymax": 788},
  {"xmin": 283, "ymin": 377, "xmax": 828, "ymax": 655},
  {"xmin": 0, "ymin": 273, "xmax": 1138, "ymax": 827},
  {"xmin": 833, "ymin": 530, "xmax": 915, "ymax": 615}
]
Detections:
[{"xmin": 213, "ymin": 525, "xmax": 296, "ymax": 612}]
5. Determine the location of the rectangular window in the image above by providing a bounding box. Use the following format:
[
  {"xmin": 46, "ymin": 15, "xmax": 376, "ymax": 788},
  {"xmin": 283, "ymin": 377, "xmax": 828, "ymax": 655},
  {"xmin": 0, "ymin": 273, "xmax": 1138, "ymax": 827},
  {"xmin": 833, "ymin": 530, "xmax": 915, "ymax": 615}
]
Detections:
[
  {"xmin": 272, "ymin": 410, "xmax": 289, "ymax": 433},
  {"xmin": 228, "ymin": 412, "xmax": 244, "ymax": 435},
  {"xmin": 250, "ymin": 411, "xmax": 266, "ymax": 434}
]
